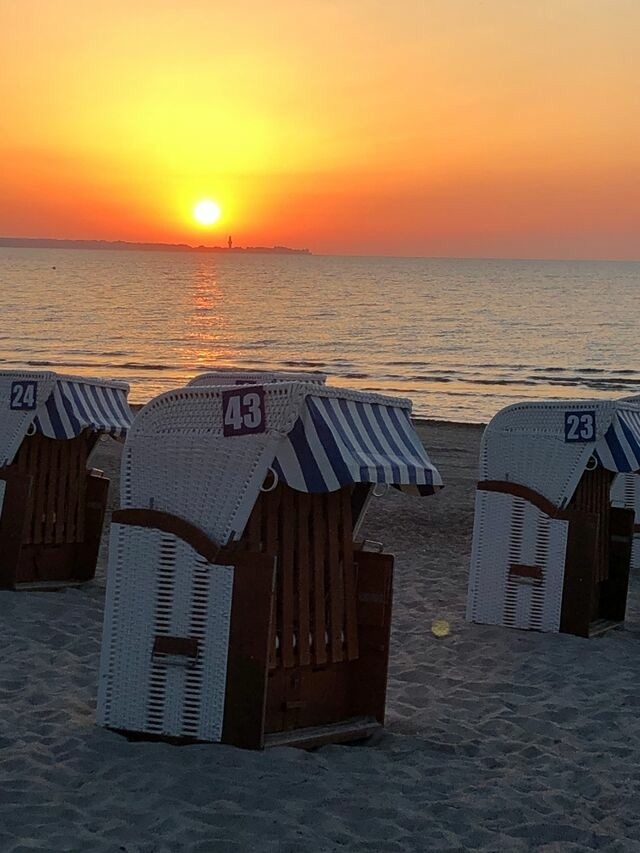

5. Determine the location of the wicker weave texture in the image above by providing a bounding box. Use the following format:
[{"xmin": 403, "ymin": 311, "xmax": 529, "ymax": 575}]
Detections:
[
  {"xmin": 122, "ymin": 384, "xmax": 309, "ymax": 544},
  {"xmin": 0, "ymin": 371, "xmax": 57, "ymax": 466},
  {"xmin": 188, "ymin": 369, "xmax": 327, "ymax": 387},
  {"xmin": 467, "ymin": 490, "xmax": 568, "ymax": 632},
  {"xmin": 481, "ymin": 400, "xmax": 616, "ymax": 509},
  {"xmin": 97, "ymin": 523, "xmax": 233, "ymax": 741}
]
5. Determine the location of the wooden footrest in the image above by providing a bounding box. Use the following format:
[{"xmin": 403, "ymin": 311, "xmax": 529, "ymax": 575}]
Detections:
[
  {"xmin": 589, "ymin": 618, "xmax": 624, "ymax": 638},
  {"xmin": 264, "ymin": 716, "xmax": 381, "ymax": 750}
]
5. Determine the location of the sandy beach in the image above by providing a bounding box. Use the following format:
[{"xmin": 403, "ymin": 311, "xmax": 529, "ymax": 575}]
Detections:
[{"xmin": 2, "ymin": 419, "xmax": 640, "ymax": 852}]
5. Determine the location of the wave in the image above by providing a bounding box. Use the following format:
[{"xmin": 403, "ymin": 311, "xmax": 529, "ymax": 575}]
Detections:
[{"xmin": 23, "ymin": 359, "xmax": 176, "ymax": 372}]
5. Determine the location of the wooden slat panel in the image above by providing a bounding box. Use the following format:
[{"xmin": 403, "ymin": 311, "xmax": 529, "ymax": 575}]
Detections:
[
  {"xmin": 31, "ymin": 438, "xmax": 51, "ymax": 545},
  {"xmin": 65, "ymin": 437, "xmax": 80, "ymax": 542},
  {"xmin": 296, "ymin": 491, "xmax": 311, "ymax": 666},
  {"xmin": 326, "ymin": 491, "xmax": 344, "ymax": 663},
  {"xmin": 600, "ymin": 507, "xmax": 634, "ymax": 623},
  {"xmin": 560, "ymin": 510, "xmax": 599, "ymax": 638},
  {"xmin": 44, "ymin": 440, "xmax": 59, "ymax": 544},
  {"xmin": 55, "ymin": 438, "xmax": 70, "ymax": 544},
  {"xmin": 312, "ymin": 493, "xmax": 327, "ymax": 666},
  {"xmin": 351, "ymin": 551, "xmax": 394, "ymax": 724},
  {"xmin": 0, "ymin": 468, "xmax": 32, "ymax": 587},
  {"xmin": 21, "ymin": 438, "xmax": 37, "ymax": 544},
  {"xmin": 244, "ymin": 498, "xmax": 263, "ymax": 552},
  {"xmin": 74, "ymin": 434, "xmax": 87, "ymax": 542},
  {"xmin": 280, "ymin": 487, "xmax": 295, "ymax": 668},
  {"xmin": 264, "ymin": 487, "xmax": 281, "ymax": 670},
  {"xmin": 340, "ymin": 489, "xmax": 359, "ymax": 660},
  {"xmin": 220, "ymin": 551, "xmax": 276, "ymax": 750}
]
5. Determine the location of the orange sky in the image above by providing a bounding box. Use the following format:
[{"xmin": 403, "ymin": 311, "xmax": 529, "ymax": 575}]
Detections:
[{"xmin": 1, "ymin": 0, "xmax": 639, "ymax": 258}]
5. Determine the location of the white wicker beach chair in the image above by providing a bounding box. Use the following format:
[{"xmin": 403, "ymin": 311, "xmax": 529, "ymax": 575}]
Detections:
[
  {"xmin": 0, "ymin": 370, "xmax": 132, "ymax": 587},
  {"xmin": 468, "ymin": 399, "xmax": 640, "ymax": 637},
  {"xmin": 188, "ymin": 368, "xmax": 326, "ymax": 387},
  {"xmin": 98, "ymin": 381, "xmax": 442, "ymax": 748}
]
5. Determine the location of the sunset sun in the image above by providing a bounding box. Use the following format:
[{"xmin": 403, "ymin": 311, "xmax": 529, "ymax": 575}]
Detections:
[{"xmin": 193, "ymin": 199, "xmax": 221, "ymax": 227}]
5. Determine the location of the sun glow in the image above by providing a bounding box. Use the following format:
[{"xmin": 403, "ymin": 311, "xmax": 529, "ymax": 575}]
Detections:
[{"xmin": 193, "ymin": 199, "xmax": 221, "ymax": 227}]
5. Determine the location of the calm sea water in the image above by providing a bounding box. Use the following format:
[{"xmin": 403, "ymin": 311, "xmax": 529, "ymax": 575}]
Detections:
[{"xmin": 0, "ymin": 248, "xmax": 638, "ymax": 423}]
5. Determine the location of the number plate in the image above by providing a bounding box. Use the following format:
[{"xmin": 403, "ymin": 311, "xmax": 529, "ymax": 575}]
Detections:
[
  {"xmin": 222, "ymin": 386, "xmax": 267, "ymax": 436},
  {"xmin": 10, "ymin": 381, "xmax": 38, "ymax": 411},
  {"xmin": 564, "ymin": 411, "xmax": 596, "ymax": 443}
]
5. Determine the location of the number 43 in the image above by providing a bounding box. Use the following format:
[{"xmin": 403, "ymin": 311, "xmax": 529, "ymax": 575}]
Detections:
[{"xmin": 222, "ymin": 388, "xmax": 266, "ymax": 436}]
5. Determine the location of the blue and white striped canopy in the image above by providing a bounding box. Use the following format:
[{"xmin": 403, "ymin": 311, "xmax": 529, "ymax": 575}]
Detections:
[
  {"xmin": 272, "ymin": 393, "xmax": 442, "ymax": 494},
  {"xmin": 33, "ymin": 379, "xmax": 132, "ymax": 440},
  {"xmin": 594, "ymin": 407, "xmax": 640, "ymax": 473}
]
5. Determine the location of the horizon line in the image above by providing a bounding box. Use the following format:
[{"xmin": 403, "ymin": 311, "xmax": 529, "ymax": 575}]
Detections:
[{"xmin": 0, "ymin": 235, "xmax": 638, "ymax": 265}]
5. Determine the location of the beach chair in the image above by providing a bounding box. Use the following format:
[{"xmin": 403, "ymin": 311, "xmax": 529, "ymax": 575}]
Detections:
[
  {"xmin": 188, "ymin": 368, "xmax": 326, "ymax": 387},
  {"xmin": 0, "ymin": 371, "xmax": 132, "ymax": 588},
  {"xmin": 467, "ymin": 399, "xmax": 640, "ymax": 638},
  {"xmin": 97, "ymin": 381, "xmax": 442, "ymax": 748}
]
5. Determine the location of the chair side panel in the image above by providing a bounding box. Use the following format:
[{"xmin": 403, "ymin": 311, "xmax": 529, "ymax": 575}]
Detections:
[
  {"xmin": 468, "ymin": 490, "xmax": 568, "ymax": 632},
  {"xmin": 97, "ymin": 523, "xmax": 233, "ymax": 741}
]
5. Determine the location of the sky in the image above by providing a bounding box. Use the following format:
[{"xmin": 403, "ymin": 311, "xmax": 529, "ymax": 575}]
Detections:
[{"xmin": 1, "ymin": 0, "xmax": 639, "ymax": 259}]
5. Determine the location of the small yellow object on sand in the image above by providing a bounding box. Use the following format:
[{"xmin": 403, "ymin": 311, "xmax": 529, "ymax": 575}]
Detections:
[{"xmin": 431, "ymin": 619, "xmax": 451, "ymax": 638}]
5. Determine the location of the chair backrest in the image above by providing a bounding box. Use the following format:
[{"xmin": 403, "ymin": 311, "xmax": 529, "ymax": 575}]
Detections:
[
  {"xmin": 121, "ymin": 382, "xmax": 308, "ymax": 546},
  {"xmin": 481, "ymin": 399, "xmax": 618, "ymax": 509},
  {"xmin": 188, "ymin": 369, "xmax": 326, "ymax": 388}
]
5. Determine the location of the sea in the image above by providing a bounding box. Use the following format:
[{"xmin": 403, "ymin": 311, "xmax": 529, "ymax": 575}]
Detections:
[{"xmin": 1, "ymin": 247, "xmax": 638, "ymax": 423}]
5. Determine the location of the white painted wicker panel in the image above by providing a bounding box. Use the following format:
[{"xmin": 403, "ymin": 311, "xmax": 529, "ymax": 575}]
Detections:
[
  {"xmin": 122, "ymin": 384, "xmax": 306, "ymax": 545},
  {"xmin": 467, "ymin": 490, "xmax": 569, "ymax": 633},
  {"xmin": 481, "ymin": 400, "xmax": 615, "ymax": 509},
  {"xmin": 123, "ymin": 432, "xmax": 280, "ymax": 545},
  {"xmin": 0, "ymin": 371, "xmax": 57, "ymax": 465},
  {"xmin": 467, "ymin": 490, "xmax": 512, "ymax": 625},
  {"xmin": 97, "ymin": 524, "xmax": 233, "ymax": 742}
]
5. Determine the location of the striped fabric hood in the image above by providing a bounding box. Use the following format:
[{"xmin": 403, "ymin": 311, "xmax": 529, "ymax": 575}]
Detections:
[
  {"xmin": 594, "ymin": 406, "xmax": 640, "ymax": 473},
  {"xmin": 272, "ymin": 390, "xmax": 442, "ymax": 494},
  {"xmin": 32, "ymin": 377, "xmax": 131, "ymax": 439},
  {"xmin": 0, "ymin": 371, "xmax": 132, "ymax": 467}
]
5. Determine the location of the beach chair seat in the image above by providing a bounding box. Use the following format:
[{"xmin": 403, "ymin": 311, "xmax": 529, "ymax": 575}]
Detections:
[
  {"xmin": 0, "ymin": 371, "xmax": 132, "ymax": 587},
  {"xmin": 467, "ymin": 399, "xmax": 639, "ymax": 637},
  {"xmin": 98, "ymin": 381, "xmax": 442, "ymax": 748}
]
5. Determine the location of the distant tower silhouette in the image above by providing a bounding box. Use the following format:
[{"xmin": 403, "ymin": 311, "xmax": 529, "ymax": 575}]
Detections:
[{"xmin": 228, "ymin": 236, "xmax": 232, "ymax": 250}]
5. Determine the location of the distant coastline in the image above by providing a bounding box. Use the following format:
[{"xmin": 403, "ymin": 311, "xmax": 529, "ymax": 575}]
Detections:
[{"xmin": 0, "ymin": 237, "xmax": 312, "ymax": 255}]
